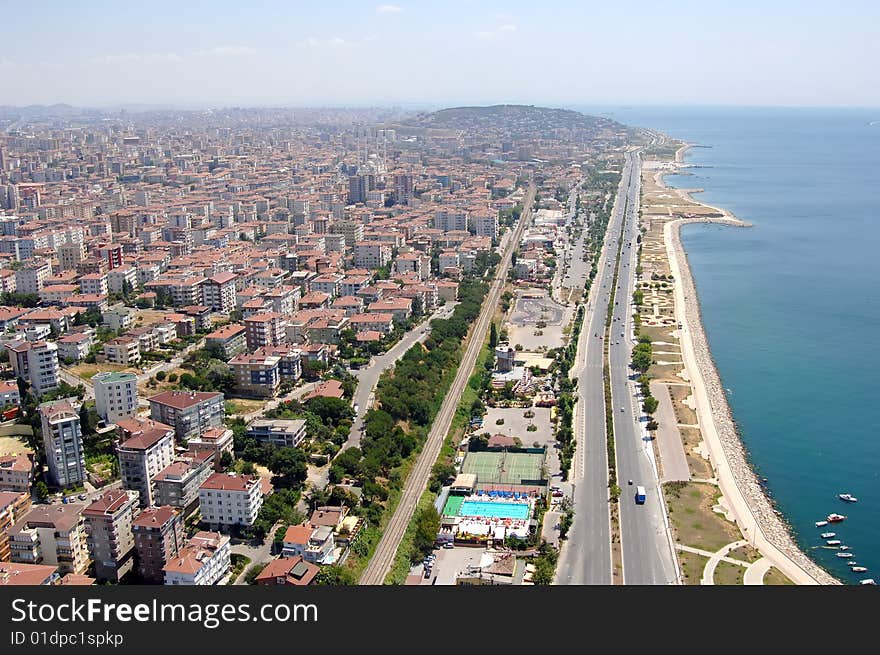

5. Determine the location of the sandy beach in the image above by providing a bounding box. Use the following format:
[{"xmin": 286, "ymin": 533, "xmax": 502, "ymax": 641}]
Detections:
[{"xmin": 659, "ymin": 144, "xmax": 838, "ymax": 584}]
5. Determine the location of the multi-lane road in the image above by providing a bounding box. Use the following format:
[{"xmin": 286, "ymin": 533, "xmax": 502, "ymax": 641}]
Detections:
[
  {"xmin": 557, "ymin": 149, "xmax": 678, "ymax": 585},
  {"xmin": 608, "ymin": 150, "xmax": 678, "ymax": 585},
  {"xmin": 359, "ymin": 183, "xmax": 536, "ymax": 585}
]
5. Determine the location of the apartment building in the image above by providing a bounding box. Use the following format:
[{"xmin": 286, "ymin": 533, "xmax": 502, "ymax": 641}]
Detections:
[
  {"xmin": 201, "ymin": 272, "xmax": 237, "ymax": 313},
  {"xmin": 57, "ymin": 331, "xmax": 94, "ymax": 362},
  {"xmin": 0, "ymin": 380, "xmax": 20, "ymax": 408},
  {"xmin": 148, "ymin": 391, "xmax": 225, "ymax": 442},
  {"xmin": 434, "ymin": 209, "xmax": 468, "ymax": 232},
  {"xmin": 354, "ymin": 241, "xmax": 391, "ymax": 269},
  {"xmin": 470, "ymin": 209, "xmax": 499, "ymax": 240},
  {"xmin": 163, "ymin": 531, "xmax": 230, "ymax": 586},
  {"xmin": 78, "ymin": 273, "xmax": 108, "ymax": 297},
  {"xmin": 0, "ymin": 491, "xmax": 32, "ymax": 561},
  {"xmin": 153, "ymin": 451, "xmax": 213, "ymax": 515},
  {"xmin": 103, "ymin": 336, "xmax": 140, "ymax": 366},
  {"xmin": 9, "ymin": 503, "xmax": 90, "ymax": 575},
  {"xmin": 186, "ymin": 426, "xmax": 234, "ymax": 467},
  {"xmin": 205, "ymin": 323, "xmax": 247, "ymax": 359},
  {"xmin": 132, "ymin": 505, "xmax": 184, "ymax": 584},
  {"xmin": 82, "ymin": 489, "xmax": 139, "ymax": 582},
  {"xmin": 348, "ymin": 312, "xmax": 395, "ymax": 334},
  {"xmin": 15, "ymin": 260, "xmax": 52, "ymax": 294},
  {"xmin": 116, "ymin": 419, "xmax": 175, "ymax": 507},
  {"xmin": 93, "ymin": 371, "xmax": 138, "ymax": 425},
  {"xmin": 39, "ymin": 398, "xmax": 85, "ymax": 488},
  {"xmin": 0, "ymin": 455, "xmax": 33, "ymax": 492},
  {"xmin": 7, "ymin": 340, "xmax": 60, "ymax": 397},
  {"xmin": 229, "ymin": 352, "xmax": 281, "ymax": 399},
  {"xmin": 243, "ymin": 312, "xmax": 286, "ymax": 351},
  {"xmin": 246, "ymin": 419, "xmax": 307, "ymax": 449},
  {"xmin": 198, "ymin": 473, "xmax": 263, "ymax": 531}
]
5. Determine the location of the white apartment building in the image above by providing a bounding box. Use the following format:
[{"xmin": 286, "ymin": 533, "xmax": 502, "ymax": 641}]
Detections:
[
  {"xmin": 93, "ymin": 371, "xmax": 138, "ymax": 425},
  {"xmin": 27, "ymin": 341, "xmax": 60, "ymax": 397},
  {"xmin": 39, "ymin": 398, "xmax": 85, "ymax": 488},
  {"xmin": 198, "ymin": 473, "xmax": 263, "ymax": 530},
  {"xmin": 116, "ymin": 420, "xmax": 175, "ymax": 507},
  {"xmin": 163, "ymin": 531, "xmax": 231, "ymax": 586},
  {"xmin": 354, "ymin": 241, "xmax": 391, "ymax": 269}
]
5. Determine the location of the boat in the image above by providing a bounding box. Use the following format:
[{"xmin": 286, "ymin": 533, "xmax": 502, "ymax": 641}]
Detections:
[
  {"xmin": 836, "ymin": 552, "xmax": 855, "ymax": 558},
  {"xmin": 826, "ymin": 514, "xmax": 847, "ymax": 523},
  {"xmin": 838, "ymin": 493, "xmax": 858, "ymax": 503},
  {"xmin": 820, "ymin": 532, "xmax": 836, "ymax": 539},
  {"xmin": 839, "ymin": 545, "xmax": 851, "ymax": 551},
  {"xmin": 825, "ymin": 540, "xmax": 841, "ymax": 546},
  {"xmin": 859, "ymin": 579, "xmax": 876, "ymax": 586},
  {"xmin": 815, "ymin": 521, "xmax": 828, "ymax": 527},
  {"xmin": 847, "ymin": 561, "xmax": 858, "ymax": 566},
  {"xmin": 851, "ymin": 566, "xmax": 868, "ymax": 573}
]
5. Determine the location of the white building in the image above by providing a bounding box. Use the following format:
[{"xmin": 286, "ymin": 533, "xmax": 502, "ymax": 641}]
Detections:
[
  {"xmin": 25, "ymin": 341, "xmax": 60, "ymax": 397},
  {"xmin": 38, "ymin": 398, "xmax": 85, "ymax": 488},
  {"xmin": 163, "ymin": 531, "xmax": 231, "ymax": 586},
  {"xmin": 116, "ymin": 419, "xmax": 175, "ymax": 508},
  {"xmin": 93, "ymin": 371, "xmax": 138, "ymax": 425},
  {"xmin": 198, "ymin": 473, "xmax": 263, "ymax": 530}
]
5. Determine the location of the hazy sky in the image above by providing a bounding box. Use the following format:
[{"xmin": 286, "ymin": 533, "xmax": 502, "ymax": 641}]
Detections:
[{"xmin": 4, "ymin": 0, "xmax": 878, "ymax": 108}]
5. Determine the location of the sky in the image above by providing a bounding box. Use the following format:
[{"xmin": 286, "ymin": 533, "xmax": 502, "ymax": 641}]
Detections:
[{"xmin": 3, "ymin": 0, "xmax": 878, "ymax": 108}]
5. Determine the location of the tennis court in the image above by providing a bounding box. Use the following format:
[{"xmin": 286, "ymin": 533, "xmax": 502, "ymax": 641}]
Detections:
[{"xmin": 460, "ymin": 451, "xmax": 545, "ymax": 485}]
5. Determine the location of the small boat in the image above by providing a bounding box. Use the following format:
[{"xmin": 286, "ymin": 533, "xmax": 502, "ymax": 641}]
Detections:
[
  {"xmin": 847, "ymin": 561, "xmax": 858, "ymax": 566},
  {"xmin": 815, "ymin": 521, "xmax": 828, "ymax": 527},
  {"xmin": 836, "ymin": 552, "xmax": 855, "ymax": 558},
  {"xmin": 827, "ymin": 514, "xmax": 847, "ymax": 523},
  {"xmin": 851, "ymin": 566, "xmax": 868, "ymax": 573},
  {"xmin": 859, "ymin": 579, "xmax": 876, "ymax": 586},
  {"xmin": 820, "ymin": 532, "xmax": 836, "ymax": 539},
  {"xmin": 839, "ymin": 493, "xmax": 858, "ymax": 503},
  {"xmin": 839, "ymin": 545, "xmax": 851, "ymax": 551},
  {"xmin": 826, "ymin": 540, "xmax": 841, "ymax": 546}
]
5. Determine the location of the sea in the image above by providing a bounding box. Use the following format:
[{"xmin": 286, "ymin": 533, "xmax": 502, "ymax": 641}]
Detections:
[{"xmin": 577, "ymin": 105, "xmax": 880, "ymax": 584}]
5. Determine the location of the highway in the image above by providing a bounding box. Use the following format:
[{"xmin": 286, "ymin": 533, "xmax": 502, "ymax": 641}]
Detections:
[
  {"xmin": 608, "ymin": 150, "xmax": 679, "ymax": 585},
  {"xmin": 359, "ymin": 183, "xmax": 536, "ymax": 585},
  {"xmin": 556, "ymin": 162, "xmax": 630, "ymax": 585}
]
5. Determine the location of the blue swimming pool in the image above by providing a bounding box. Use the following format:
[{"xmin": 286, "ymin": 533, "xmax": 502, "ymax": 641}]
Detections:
[{"xmin": 459, "ymin": 501, "xmax": 530, "ymax": 520}]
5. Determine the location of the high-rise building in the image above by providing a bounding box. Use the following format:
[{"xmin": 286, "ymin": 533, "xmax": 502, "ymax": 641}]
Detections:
[
  {"xmin": 93, "ymin": 371, "xmax": 138, "ymax": 425},
  {"xmin": 38, "ymin": 398, "xmax": 85, "ymax": 488},
  {"xmin": 132, "ymin": 506, "xmax": 184, "ymax": 584},
  {"xmin": 82, "ymin": 489, "xmax": 139, "ymax": 582},
  {"xmin": 116, "ymin": 418, "xmax": 175, "ymax": 508}
]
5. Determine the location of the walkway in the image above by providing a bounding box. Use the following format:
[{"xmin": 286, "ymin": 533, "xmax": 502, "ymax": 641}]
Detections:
[
  {"xmin": 700, "ymin": 540, "xmax": 748, "ymax": 585},
  {"xmin": 743, "ymin": 558, "xmax": 773, "ymax": 586},
  {"xmin": 650, "ymin": 382, "xmax": 690, "ymax": 482}
]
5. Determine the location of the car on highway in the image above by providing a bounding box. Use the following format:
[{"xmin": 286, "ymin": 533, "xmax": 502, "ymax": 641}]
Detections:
[{"xmin": 620, "ymin": 406, "xmax": 625, "ymax": 412}]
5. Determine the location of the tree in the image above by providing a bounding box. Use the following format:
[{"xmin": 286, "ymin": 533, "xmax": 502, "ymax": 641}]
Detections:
[
  {"xmin": 305, "ymin": 396, "xmax": 353, "ymax": 427},
  {"xmin": 316, "ymin": 566, "xmax": 357, "ymax": 585},
  {"xmin": 631, "ymin": 349, "xmax": 652, "ymax": 373},
  {"xmin": 268, "ymin": 447, "xmax": 307, "ymax": 488},
  {"xmin": 34, "ymin": 481, "xmax": 49, "ymax": 501},
  {"xmin": 219, "ymin": 451, "xmax": 234, "ymax": 470},
  {"xmin": 642, "ymin": 396, "xmax": 659, "ymax": 415},
  {"xmin": 489, "ymin": 321, "xmax": 498, "ymax": 348},
  {"xmin": 410, "ymin": 506, "xmax": 440, "ymax": 562}
]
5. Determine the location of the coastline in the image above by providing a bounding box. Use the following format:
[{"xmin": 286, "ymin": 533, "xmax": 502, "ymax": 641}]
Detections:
[{"xmin": 659, "ymin": 143, "xmax": 838, "ymax": 584}]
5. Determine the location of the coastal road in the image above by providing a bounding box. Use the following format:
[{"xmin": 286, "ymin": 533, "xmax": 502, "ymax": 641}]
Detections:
[
  {"xmin": 609, "ymin": 150, "xmax": 679, "ymax": 585},
  {"xmin": 359, "ymin": 183, "xmax": 536, "ymax": 585},
  {"xmin": 556, "ymin": 163, "xmax": 633, "ymax": 585}
]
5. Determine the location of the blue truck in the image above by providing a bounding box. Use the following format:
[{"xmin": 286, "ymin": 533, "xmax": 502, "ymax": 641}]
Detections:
[{"xmin": 635, "ymin": 486, "xmax": 647, "ymax": 505}]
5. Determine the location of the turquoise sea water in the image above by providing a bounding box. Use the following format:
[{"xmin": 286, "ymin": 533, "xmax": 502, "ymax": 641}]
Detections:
[{"xmin": 578, "ymin": 106, "xmax": 880, "ymax": 583}]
